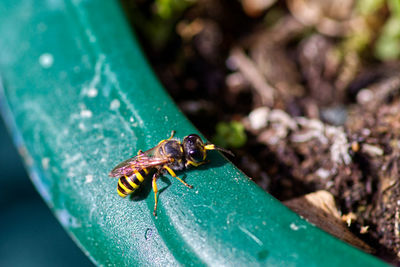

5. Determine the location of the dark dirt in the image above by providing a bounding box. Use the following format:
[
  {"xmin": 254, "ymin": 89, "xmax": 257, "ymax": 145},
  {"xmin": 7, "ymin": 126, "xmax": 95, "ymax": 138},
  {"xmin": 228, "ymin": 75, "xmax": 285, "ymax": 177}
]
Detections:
[{"xmin": 122, "ymin": 0, "xmax": 400, "ymax": 263}]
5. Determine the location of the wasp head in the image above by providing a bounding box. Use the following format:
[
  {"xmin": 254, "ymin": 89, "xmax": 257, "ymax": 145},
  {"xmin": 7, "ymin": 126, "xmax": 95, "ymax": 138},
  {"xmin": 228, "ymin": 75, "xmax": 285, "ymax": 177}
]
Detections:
[{"xmin": 183, "ymin": 134, "xmax": 233, "ymax": 167}]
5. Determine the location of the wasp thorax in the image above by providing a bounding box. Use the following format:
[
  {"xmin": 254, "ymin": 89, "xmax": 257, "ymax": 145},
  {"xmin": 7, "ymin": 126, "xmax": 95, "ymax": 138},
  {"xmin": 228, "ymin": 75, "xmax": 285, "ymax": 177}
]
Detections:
[
  {"xmin": 163, "ymin": 140, "xmax": 183, "ymax": 158},
  {"xmin": 162, "ymin": 140, "xmax": 185, "ymax": 170},
  {"xmin": 183, "ymin": 134, "xmax": 206, "ymax": 163}
]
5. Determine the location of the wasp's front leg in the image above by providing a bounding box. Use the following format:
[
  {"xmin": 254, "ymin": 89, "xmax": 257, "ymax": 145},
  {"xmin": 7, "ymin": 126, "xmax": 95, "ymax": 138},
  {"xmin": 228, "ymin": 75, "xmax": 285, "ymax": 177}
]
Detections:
[
  {"xmin": 185, "ymin": 160, "xmax": 208, "ymax": 168},
  {"xmin": 163, "ymin": 165, "xmax": 193, "ymax": 189}
]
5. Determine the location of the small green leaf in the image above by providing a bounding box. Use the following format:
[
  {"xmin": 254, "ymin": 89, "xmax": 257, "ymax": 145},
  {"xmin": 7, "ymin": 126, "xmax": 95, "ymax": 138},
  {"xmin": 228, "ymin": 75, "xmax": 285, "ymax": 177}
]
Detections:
[
  {"xmin": 375, "ymin": 0, "xmax": 400, "ymax": 60},
  {"xmin": 213, "ymin": 121, "xmax": 247, "ymax": 148},
  {"xmin": 155, "ymin": 0, "xmax": 195, "ymax": 19}
]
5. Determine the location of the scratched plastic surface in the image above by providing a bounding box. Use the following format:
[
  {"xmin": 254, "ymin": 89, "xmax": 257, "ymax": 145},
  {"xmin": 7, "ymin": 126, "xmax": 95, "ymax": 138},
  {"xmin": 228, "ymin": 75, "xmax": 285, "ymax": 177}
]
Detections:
[{"xmin": 0, "ymin": 1, "xmax": 387, "ymax": 266}]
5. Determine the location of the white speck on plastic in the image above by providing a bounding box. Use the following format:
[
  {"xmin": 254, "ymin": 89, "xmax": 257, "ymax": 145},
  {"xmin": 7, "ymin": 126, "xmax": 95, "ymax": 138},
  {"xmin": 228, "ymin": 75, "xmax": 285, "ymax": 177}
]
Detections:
[
  {"xmin": 290, "ymin": 223, "xmax": 306, "ymax": 231},
  {"xmin": 86, "ymin": 29, "xmax": 97, "ymax": 43},
  {"xmin": 41, "ymin": 157, "xmax": 50, "ymax": 170},
  {"xmin": 290, "ymin": 223, "xmax": 299, "ymax": 230},
  {"xmin": 87, "ymin": 87, "xmax": 98, "ymax": 98},
  {"xmin": 80, "ymin": 109, "xmax": 92, "ymax": 118},
  {"xmin": 39, "ymin": 53, "xmax": 54, "ymax": 68},
  {"xmin": 80, "ymin": 55, "xmax": 104, "ymax": 98},
  {"xmin": 85, "ymin": 174, "xmax": 94, "ymax": 183},
  {"xmin": 110, "ymin": 99, "xmax": 120, "ymax": 110},
  {"xmin": 78, "ymin": 122, "xmax": 86, "ymax": 131}
]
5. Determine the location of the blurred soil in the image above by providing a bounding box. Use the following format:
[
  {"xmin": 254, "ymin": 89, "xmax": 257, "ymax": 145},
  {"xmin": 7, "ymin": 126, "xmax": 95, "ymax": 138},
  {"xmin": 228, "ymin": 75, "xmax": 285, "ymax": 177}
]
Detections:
[{"xmin": 122, "ymin": 0, "xmax": 400, "ymax": 263}]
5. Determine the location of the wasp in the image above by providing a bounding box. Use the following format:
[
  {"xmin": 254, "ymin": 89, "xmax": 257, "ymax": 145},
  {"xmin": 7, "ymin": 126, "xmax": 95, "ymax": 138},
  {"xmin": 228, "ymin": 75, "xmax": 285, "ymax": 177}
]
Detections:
[{"xmin": 109, "ymin": 131, "xmax": 233, "ymax": 216}]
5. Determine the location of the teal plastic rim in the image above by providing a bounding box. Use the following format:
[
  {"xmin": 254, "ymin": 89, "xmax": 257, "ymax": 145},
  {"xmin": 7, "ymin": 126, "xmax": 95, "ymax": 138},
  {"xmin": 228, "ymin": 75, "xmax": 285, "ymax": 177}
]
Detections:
[{"xmin": 0, "ymin": 1, "xmax": 387, "ymax": 266}]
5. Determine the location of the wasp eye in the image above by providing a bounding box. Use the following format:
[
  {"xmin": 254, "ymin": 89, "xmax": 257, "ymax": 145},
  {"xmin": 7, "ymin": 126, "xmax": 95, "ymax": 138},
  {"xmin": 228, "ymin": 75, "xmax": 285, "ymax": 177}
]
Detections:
[{"xmin": 189, "ymin": 149, "xmax": 204, "ymax": 163}]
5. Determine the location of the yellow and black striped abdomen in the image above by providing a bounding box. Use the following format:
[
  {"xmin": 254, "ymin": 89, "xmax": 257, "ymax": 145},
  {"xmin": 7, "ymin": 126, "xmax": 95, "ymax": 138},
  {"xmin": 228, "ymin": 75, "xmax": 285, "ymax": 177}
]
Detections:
[{"xmin": 117, "ymin": 168, "xmax": 149, "ymax": 198}]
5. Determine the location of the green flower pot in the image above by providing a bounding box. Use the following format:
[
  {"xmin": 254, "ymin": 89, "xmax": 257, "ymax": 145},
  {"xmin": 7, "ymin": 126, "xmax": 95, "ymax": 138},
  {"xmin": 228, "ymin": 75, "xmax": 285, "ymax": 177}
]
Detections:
[{"xmin": 0, "ymin": 1, "xmax": 387, "ymax": 266}]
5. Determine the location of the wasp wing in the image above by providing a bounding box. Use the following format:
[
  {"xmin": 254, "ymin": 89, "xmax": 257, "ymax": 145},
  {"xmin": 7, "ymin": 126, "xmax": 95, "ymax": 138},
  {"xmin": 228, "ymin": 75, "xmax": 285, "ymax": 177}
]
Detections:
[{"xmin": 109, "ymin": 146, "xmax": 169, "ymax": 177}]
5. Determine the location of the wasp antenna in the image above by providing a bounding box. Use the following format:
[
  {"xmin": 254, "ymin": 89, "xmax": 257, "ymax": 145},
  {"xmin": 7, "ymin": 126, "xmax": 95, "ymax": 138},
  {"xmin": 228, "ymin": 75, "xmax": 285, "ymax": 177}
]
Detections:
[
  {"xmin": 204, "ymin": 144, "xmax": 215, "ymax": 150},
  {"xmin": 204, "ymin": 144, "xmax": 234, "ymax": 157}
]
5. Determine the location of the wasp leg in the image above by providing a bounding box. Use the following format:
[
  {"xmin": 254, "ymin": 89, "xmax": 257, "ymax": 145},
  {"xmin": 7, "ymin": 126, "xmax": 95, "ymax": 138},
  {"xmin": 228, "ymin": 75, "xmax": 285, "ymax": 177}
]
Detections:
[
  {"xmin": 163, "ymin": 165, "xmax": 193, "ymax": 189},
  {"xmin": 158, "ymin": 131, "xmax": 177, "ymax": 146},
  {"xmin": 168, "ymin": 130, "xmax": 176, "ymax": 140},
  {"xmin": 152, "ymin": 171, "xmax": 161, "ymax": 216},
  {"xmin": 186, "ymin": 160, "xmax": 208, "ymax": 168}
]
